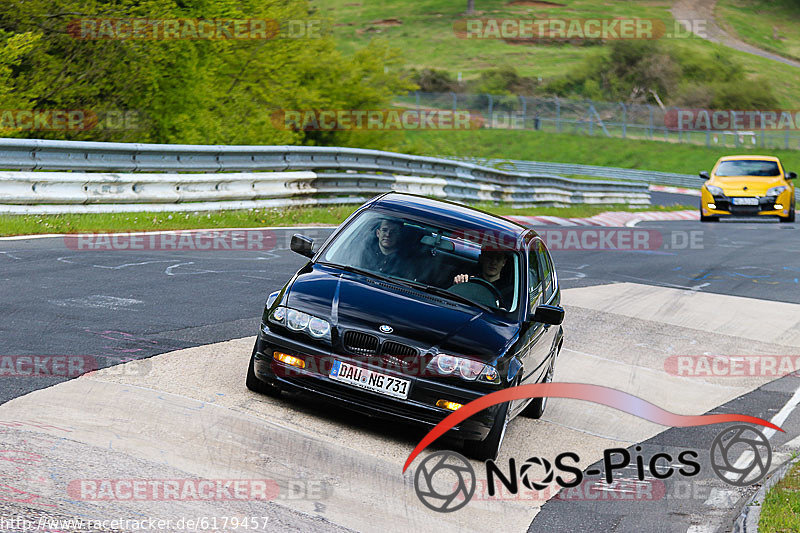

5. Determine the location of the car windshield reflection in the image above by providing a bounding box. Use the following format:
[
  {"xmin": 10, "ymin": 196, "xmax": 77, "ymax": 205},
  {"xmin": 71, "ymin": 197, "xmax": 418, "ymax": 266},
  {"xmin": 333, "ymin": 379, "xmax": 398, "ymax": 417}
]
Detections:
[{"xmin": 321, "ymin": 211, "xmax": 520, "ymax": 313}]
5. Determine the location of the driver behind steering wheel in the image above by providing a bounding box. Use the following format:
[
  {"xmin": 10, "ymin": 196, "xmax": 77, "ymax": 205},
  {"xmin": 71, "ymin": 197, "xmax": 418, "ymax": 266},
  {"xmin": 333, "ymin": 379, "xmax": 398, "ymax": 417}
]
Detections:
[{"xmin": 452, "ymin": 249, "xmax": 513, "ymax": 309}]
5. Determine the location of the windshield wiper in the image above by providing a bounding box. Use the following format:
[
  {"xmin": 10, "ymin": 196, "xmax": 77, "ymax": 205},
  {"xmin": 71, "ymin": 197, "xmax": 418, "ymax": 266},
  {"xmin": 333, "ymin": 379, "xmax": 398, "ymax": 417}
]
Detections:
[
  {"xmin": 318, "ymin": 262, "xmax": 417, "ymax": 288},
  {"xmin": 396, "ymin": 278, "xmax": 494, "ymax": 314}
]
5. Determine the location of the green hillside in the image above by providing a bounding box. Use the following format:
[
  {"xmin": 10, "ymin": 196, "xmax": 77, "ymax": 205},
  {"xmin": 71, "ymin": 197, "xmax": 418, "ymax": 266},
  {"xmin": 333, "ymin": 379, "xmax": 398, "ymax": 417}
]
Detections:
[{"xmin": 314, "ymin": 0, "xmax": 800, "ymax": 107}]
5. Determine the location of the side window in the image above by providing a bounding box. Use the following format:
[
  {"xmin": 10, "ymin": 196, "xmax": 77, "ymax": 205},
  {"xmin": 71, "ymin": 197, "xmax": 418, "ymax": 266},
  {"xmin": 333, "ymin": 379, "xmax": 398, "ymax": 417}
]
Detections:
[
  {"xmin": 537, "ymin": 241, "xmax": 554, "ymax": 301},
  {"xmin": 527, "ymin": 247, "xmax": 542, "ymax": 311}
]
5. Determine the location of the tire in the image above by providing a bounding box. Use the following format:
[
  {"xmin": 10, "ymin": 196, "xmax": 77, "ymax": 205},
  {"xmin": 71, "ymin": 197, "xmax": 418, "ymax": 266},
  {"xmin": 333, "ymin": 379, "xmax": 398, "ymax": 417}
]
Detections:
[
  {"xmin": 246, "ymin": 341, "xmax": 282, "ymax": 397},
  {"xmin": 700, "ymin": 212, "xmax": 718, "ymax": 222},
  {"xmin": 780, "ymin": 206, "xmax": 795, "ymax": 223},
  {"xmin": 462, "ymin": 399, "xmax": 510, "ymax": 461},
  {"xmin": 521, "ymin": 356, "xmax": 555, "ymax": 419}
]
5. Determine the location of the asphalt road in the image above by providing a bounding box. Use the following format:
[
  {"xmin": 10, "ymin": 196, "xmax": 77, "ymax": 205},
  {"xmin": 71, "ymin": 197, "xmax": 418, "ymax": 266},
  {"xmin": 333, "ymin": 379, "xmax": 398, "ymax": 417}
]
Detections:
[
  {"xmin": 1, "ymin": 218, "xmax": 798, "ymax": 404},
  {"xmin": 1, "ymin": 209, "xmax": 798, "ymax": 532}
]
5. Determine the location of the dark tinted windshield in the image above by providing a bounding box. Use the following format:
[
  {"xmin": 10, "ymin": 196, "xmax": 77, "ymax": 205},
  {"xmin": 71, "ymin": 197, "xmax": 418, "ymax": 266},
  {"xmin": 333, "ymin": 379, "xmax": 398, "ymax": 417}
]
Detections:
[
  {"xmin": 716, "ymin": 160, "xmax": 780, "ymax": 177},
  {"xmin": 321, "ymin": 210, "xmax": 520, "ymax": 313}
]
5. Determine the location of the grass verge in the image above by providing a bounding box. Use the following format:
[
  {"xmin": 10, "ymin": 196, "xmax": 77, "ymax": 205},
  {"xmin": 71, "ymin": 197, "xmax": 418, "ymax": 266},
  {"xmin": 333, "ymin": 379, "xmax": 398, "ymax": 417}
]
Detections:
[
  {"xmin": 759, "ymin": 460, "xmax": 800, "ymax": 532},
  {"xmin": 403, "ymin": 129, "xmax": 800, "ymax": 174},
  {"xmin": 0, "ymin": 202, "xmax": 693, "ymax": 237}
]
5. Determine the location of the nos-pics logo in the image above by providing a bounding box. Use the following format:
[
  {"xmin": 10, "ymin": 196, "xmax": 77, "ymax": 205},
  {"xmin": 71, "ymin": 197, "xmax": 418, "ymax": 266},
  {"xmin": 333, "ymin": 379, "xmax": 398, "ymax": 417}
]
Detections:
[{"xmin": 414, "ymin": 424, "xmax": 772, "ymax": 512}]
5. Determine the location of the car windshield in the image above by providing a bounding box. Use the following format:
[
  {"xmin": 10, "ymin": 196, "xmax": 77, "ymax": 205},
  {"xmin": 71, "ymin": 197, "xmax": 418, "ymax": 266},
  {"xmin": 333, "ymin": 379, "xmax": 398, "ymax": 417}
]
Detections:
[
  {"xmin": 320, "ymin": 210, "xmax": 520, "ymax": 314},
  {"xmin": 716, "ymin": 160, "xmax": 780, "ymax": 177}
]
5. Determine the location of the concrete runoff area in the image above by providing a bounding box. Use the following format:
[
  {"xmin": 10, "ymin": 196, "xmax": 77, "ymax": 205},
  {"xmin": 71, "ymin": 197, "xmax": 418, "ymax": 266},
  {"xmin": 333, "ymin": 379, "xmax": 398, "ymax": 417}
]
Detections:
[{"xmin": 0, "ymin": 283, "xmax": 798, "ymax": 532}]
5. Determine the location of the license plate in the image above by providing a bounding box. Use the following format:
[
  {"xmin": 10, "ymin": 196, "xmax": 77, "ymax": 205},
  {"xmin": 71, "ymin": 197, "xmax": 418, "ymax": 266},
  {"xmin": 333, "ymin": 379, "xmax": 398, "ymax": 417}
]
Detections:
[
  {"xmin": 732, "ymin": 197, "xmax": 759, "ymax": 205},
  {"xmin": 329, "ymin": 360, "xmax": 410, "ymax": 399}
]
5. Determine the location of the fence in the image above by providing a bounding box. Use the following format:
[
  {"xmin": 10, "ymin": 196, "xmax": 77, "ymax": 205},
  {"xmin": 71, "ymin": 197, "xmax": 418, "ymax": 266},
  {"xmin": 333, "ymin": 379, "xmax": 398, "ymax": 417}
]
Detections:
[
  {"xmin": 0, "ymin": 139, "xmax": 649, "ymax": 214},
  {"xmin": 399, "ymin": 92, "xmax": 800, "ymax": 151}
]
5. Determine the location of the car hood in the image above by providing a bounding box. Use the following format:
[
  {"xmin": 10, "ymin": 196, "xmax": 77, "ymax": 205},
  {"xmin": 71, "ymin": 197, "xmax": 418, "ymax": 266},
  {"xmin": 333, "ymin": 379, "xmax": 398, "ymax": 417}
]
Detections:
[
  {"xmin": 709, "ymin": 176, "xmax": 787, "ymax": 196},
  {"xmin": 285, "ymin": 264, "xmax": 516, "ymax": 361}
]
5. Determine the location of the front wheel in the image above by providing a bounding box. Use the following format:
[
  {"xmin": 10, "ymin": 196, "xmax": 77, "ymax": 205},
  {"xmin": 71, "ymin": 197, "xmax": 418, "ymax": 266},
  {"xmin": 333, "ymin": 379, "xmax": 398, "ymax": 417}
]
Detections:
[
  {"xmin": 246, "ymin": 341, "xmax": 282, "ymax": 397},
  {"xmin": 780, "ymin": 206, "xmax": 795, "ymax": 223},
  {"xmin": 700, "ymin": 212, "xmax": 718, "ymax": 222},
  {"xmin": 462, "ymin": 400, "xmax": 510, "ymax": 461}
]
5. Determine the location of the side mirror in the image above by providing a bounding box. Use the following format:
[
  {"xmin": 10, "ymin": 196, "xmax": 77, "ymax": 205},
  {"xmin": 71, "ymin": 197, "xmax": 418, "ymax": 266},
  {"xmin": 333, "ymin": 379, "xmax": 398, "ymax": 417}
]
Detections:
[
  {"xmin": 699, "ymin": 171, "xmax": 710, "ymax": 180},
  {"xmin": 290, "ymin": 234, "xmax": 314, "ymax": 258},
  {"xmin": 530, "ymin": 304, "xmax": 565, "ymax": 326},
  {"xmin": 787, "ymin": 171, "xmax": 797, "ymax": 180}
]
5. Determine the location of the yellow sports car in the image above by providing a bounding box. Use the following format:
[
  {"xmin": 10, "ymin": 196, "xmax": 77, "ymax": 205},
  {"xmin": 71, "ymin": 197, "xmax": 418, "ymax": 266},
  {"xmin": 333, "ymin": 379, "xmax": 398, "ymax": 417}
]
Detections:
[{"xmin": 700, "ymin": 155, "xmax": 796, "ymax": 223}]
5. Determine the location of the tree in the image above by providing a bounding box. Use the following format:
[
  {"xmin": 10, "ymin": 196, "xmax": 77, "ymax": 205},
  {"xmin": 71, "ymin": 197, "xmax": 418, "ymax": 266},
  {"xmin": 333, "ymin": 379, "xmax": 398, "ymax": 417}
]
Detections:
[{"xmin": 0, "ymin": 0, "xmax": 415, "ymax": 147}]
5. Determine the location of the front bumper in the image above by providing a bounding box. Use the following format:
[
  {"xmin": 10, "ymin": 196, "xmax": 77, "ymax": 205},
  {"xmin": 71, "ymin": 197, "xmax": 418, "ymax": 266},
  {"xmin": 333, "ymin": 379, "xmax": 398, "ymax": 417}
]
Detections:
[
  {"xmin": 701, "ymin": 191, "xmax": 792, "ymax": 217},
  {"xmin": 252, "ymin": 325, "xmax": 499, "ymax": 441}
]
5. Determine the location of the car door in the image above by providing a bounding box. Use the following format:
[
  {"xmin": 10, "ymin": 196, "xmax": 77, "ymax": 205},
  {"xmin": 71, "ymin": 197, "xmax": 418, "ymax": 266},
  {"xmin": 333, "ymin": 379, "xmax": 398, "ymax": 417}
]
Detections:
[
  {"xmin": 535, "ymin": 239, "xmax": 561, "ymax": 364},
  {"xmin": 516, "ymin": 237, "xmax": 551, "ymax": 387}
]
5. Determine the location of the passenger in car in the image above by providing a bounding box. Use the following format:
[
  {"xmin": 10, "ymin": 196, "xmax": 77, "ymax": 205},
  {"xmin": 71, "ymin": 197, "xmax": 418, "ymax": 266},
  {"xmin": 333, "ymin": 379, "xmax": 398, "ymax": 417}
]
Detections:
[
  {"xmin": 452, "ymin": 250, "xmax": 514, "ymax": 308},
  {"xmin": 360, "ymin": 218, "xmax": 420, "ymax": 278}
]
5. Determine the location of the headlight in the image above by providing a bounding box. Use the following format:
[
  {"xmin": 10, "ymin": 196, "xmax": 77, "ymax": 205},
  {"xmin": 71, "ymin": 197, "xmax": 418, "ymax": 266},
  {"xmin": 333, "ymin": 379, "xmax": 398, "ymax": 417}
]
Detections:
[
  {"xmin": 705, "ymin": 185, "xmax": 724, "ymax": 196},
  {"xmin": 767, "ymin": 186, "xmax": 787, "ymax": 197},
  {"xmin": 308, "ymin": 317, "xmax": 331, "ymax": 338},
  {"xmin": 269, "ymin": 306, "xmax": 331, "ymax": 341},
  {"xmin": 287, "ymin": 309, "xmax": 310, "ymax": 331},
  {"xmin": 427, "ymin": 354, "xmax": 501, "ymax": 384}
]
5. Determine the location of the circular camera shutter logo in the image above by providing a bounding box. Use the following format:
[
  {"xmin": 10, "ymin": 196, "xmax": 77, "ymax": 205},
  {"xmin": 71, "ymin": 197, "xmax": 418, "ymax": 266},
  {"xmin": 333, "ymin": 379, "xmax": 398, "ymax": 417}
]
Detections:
[
  {"xmin": 710, "ymin": 425, "xmax": 772, "ymax": 487},
  {"xmin": 520, "ymin": 457, "xmax": 554, "ymax": 491},
  {"xmin": 413, "ymin": 451, "xmax": 476, "ymax": 512}
]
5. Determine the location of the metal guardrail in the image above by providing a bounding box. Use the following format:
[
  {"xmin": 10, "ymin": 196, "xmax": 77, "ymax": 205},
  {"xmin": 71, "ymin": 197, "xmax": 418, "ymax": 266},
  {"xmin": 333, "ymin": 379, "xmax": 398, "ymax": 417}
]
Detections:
[
  {"xmin": 0, "ymin": 139, "xmax": 650, "ymax": 214},
  {"xmin": 453, "ymin": 157, "xmax": 800, "ymax": 201}
]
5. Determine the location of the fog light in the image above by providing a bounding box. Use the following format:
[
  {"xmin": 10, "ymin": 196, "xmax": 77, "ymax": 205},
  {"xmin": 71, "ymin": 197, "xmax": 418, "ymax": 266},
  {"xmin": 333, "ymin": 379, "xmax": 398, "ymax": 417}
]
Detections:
[
  {"xmin": 775, "ymin": 204, "xmax": 783, "ymax": 210},
  {"xmin": 436, "ymin": 399, "xmax": 463, "ymax": 411},
  {"xmin": 707, "ymin": 203, "xmax": 716, "ymax": 209},
  {"xmin": 274, "ymin": 351, "xmax": 305, "ymax": 369}
]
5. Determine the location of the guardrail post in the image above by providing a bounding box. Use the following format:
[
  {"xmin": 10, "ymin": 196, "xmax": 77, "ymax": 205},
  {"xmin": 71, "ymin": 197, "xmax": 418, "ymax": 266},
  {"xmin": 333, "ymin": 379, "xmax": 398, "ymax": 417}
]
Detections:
[{"xmin": 451, "ymin": 91, "xmax": 457, "ymax": 112}]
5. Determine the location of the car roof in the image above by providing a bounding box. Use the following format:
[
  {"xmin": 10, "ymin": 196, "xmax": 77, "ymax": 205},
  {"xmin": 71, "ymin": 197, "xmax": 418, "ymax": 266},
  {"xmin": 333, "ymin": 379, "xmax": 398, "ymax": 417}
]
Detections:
[
  {"xmin": 717, "ymin": 155, "xmax": 781, "ymax": 162},
  {"xmin": 368, "ymin": 193, "xmax": 532, "ymax": 247}
]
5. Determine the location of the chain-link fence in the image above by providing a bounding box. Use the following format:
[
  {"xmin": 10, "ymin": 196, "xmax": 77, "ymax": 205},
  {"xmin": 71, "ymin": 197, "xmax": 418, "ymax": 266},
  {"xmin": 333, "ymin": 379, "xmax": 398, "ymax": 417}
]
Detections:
[{"xmin": 396, "ymin": 92, "xmax": 800, "ymax": 151}]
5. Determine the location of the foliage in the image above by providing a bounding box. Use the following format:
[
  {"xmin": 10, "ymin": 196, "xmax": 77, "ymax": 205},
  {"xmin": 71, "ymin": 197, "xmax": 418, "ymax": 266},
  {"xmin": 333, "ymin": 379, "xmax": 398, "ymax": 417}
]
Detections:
[
  {"xmin": 544, "ymin": 40, "xmax": 778, "ymax": 109},
  {"xmin": 0, "ymin": 0, "xmax": 415, "ymax": 146}
]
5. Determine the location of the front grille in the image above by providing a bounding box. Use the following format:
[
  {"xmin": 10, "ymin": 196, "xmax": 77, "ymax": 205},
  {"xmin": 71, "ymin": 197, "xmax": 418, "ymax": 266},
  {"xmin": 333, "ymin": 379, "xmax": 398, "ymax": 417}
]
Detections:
[
  {"xmin": 381, "ymin": 341, "xmax": 418, "ymax": 368},
  {"xmin": 343, "ymin": 330, "xmax": 379, "ymax": 356},
  {"xmin": 382, "ymin": 341, "xmax": 417, "ymax": 358}
]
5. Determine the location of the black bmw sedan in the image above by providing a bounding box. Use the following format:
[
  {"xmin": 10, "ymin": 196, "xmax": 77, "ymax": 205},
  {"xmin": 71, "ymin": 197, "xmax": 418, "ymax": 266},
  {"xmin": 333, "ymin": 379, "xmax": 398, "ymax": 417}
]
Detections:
[{"xmin": 247, "ymin": 193, "xmax": 564, "ymax": 460}]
